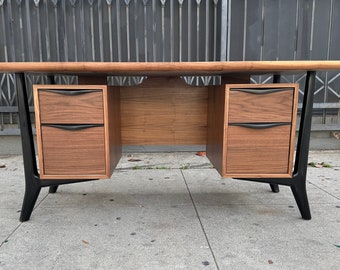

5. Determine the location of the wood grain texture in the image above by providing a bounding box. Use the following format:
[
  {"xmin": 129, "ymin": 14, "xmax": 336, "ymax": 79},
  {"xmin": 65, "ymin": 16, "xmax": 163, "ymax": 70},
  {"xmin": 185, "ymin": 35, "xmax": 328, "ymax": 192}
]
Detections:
[
  {"xmin": 33, "ymin": 86, "xmax": 44, "ymax": 178},
  {"xmin": 107, "ymin": 86, "xmax": 122, "ymax": 175},
  {"xmin": 288, "ymin": 84, "xmax": 299, "ymax": 175},
  {"xmin": 40, "ymin": 126, "xmax": 106, "ymax": 178},
  {"xmin": 206, "ymin": 85, "xmax": 227, "ymax": 176},
  {"xmin": 120, "ymin": 77, "xmax": 208, "ymax": 145},
  {"xmin": 227, "ymin": 84, "xmax": 296, "ymax": 123},
  {"xmin": 206, "ymin": 83, "xmax": 298, "ymax": 178},
  {"xmin": 225, "ymin": 125, "xmax": 292, "ymax": 177},
  {"xmin": 34, "ymin": 84, "xmax": 122, "ymax": 179},
  {"xmin": 35, "ymin": 85, "xmax": 104, "ymax": 124},
  {"xmin": 2, "ymin": 61, "xmax": 340, "ymax": 75}
]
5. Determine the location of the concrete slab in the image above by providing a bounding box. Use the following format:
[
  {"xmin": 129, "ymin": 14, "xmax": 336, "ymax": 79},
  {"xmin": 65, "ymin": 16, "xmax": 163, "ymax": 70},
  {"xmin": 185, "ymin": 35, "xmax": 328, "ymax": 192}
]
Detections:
[
  {"xmin": 39, "ymin": 170, "xmax": 192, "ymax": 209},
  {"xmin": 117, "ymin": 152, "xmax": 213, "ymax": 170},
  {"xmin": 308, "ymin": 150, "xmax": 340, "ymax": 167},
  {"xmin": 182, "ymin": 169, "xmax": 339, "ymax": 208},
  {"xmin": 189, "ymin": 204, "xmax": 340, "ymax": 270},
  {"xmin": 0, "ymin": 169, "xmax": 217, "ymax": 269},
  {"xmin": 0, "ymin": 151, "xmax": 339, "ymax": 269},
  {"xmin": 0, "ymin": 155, "xmax": 49, "ymax": 208},
  {"xmin": 307, "ymin": 166, "xmax": 340, "ymax": 199},
  {"xmin": 0, "ymin": 209, "xmax": 21, "ymax": 245},
  {"xmin": 182, "ymin": 169, "xmax": 340, "ymax": 270},
  {"xmin": 0, "ymin": 155, "xmax": 47, "ymax": 243},
  {"xmin": 0, "ymin": 205, "xmax": 217, "ymax": 270}
]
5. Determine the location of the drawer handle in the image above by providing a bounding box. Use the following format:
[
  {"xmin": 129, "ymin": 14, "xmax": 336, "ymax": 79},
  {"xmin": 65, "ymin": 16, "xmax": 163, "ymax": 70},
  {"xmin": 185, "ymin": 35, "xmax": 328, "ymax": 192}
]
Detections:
[
  {"xmin": 44, "ymin": 124, "xmax": 103, "ymax": 131},
  {"xmin": 231, "ymin": 88, "xmax": 292, "ymax": 94},
  {"xmin": 43, "ymin": 89, "xmax": 101, "ymax": 96},
  {"xmin": 229, "ymin": 122, "xmax": 289, "ymax": 129}
]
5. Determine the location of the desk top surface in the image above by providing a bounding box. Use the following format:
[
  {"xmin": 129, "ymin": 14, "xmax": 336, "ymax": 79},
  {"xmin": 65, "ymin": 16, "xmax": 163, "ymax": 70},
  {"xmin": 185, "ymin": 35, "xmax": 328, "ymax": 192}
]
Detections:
[{"xmin": 1, "ymin": 61, "xmax": 340, "ymax": 76}]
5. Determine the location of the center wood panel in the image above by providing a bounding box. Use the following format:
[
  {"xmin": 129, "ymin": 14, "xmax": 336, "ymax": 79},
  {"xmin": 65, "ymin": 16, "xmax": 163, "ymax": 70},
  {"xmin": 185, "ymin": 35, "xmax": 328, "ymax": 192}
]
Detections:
[{"xmin": 120, "ymin": 77, "xmax": 208, "ymax": 145}]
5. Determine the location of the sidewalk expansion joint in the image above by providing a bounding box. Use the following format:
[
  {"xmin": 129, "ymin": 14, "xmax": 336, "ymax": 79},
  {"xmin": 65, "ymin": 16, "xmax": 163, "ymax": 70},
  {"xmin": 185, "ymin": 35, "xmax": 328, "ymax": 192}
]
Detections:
[
  {"xmin": 180, "ymin": 169, "xmax": 220, "ymax": 270},
  {"xmin": 308, "ymin": 181, "xmax": 340, "ymax": 200}
]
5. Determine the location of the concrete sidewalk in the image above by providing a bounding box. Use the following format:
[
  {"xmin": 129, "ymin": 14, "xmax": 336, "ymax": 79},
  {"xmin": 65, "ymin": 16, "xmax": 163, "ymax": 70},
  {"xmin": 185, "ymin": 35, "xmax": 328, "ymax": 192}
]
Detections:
[{"xmin": 0, "ymin": 151, "xmax": 339, "ymax": 269}]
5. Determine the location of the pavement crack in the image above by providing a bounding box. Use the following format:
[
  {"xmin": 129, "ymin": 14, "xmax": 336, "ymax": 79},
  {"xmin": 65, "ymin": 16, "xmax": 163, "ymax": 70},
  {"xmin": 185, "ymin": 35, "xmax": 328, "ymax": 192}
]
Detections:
[
  {"xmin": 0, "ymin": 223, "xmax": 21, "ymax": 248},
  {"xmin": 180, "ymin": 169, "xmax": 220, "ymax": 270},
  {"xmin": 0, "ymin": 193, "xmax": 50, "ymax": 248},
  {"xmin": 308, "ymin": 181, "xmax": 340, "ymax": 200}
]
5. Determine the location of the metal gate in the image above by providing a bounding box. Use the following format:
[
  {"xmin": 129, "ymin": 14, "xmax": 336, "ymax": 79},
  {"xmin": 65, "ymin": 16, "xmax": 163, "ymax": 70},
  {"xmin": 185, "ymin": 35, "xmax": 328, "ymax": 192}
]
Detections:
[{"xmin": 0, "ymin": 0, "xmax": 339, "ymax": 134}]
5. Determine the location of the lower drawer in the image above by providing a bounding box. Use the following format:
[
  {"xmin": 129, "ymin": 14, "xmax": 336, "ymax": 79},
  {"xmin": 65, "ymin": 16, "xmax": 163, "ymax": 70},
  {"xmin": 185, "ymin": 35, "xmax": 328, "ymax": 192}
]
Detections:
[
  {"xmin": 39, "ymin": 125, "xmax": 107, "ymax": 179},
  {"xmin": 225, "ymin": 125, "xmax": 292, "ymax": 177}
]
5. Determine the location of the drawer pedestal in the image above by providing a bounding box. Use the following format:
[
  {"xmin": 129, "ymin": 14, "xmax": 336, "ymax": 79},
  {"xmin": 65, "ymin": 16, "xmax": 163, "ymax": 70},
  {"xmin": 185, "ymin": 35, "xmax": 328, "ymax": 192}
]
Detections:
[
  {"xmin": 207, "ymin": 83, "xmax": 299, "ymax": 178},
  {"xmin": 33, "ymin": 85, "xmax": 121, "ymax": 180}
]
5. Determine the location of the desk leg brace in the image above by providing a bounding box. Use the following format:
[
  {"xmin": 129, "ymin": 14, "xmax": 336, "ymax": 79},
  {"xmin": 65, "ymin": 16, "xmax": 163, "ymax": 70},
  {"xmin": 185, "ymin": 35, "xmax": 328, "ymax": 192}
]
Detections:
[{"xmin": 16, "ymin": 73, "xmax": 95, "ymax": 222}]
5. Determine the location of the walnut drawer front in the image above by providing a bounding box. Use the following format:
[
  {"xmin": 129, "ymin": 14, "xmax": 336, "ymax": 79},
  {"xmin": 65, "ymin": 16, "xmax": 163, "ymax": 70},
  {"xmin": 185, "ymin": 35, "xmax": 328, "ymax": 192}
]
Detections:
[
  {"xmin": 40, "ymin": 125, "xmax": 106, "ymax": 178},
  {"xmin": 35, "ymin": 87, "xmax": 104, "ymax": 124},
  {"xmin": 228, "ymin": 86, "xmax": 294, "ymax": 123},
  {"xmin": 206, "ymin": 83, "xmax": 298, "ymax": 179},
  {"xmin": 33, "ymin": 84, "xmax": 122, "ymax": 180},
  {"xmin": 225, "ymin": 124, "xmax": 292, "ymax": 177}
]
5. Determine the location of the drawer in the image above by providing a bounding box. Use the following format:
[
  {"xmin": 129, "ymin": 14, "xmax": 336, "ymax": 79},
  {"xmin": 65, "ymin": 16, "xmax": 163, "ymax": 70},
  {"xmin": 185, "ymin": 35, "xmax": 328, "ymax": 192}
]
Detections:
[
  {"xmin": 40, "ymin": 125, "xmax": 106, "ymax": 178},
  {"xmin": 35, "ymin": 87, "xmax": 104, "ymax": 124},
  {"xmin": 207, "ymin": 83, "xmax": 298, "ymax": 178},
  {"xmin": 228, "ymin": 86, "xmax": 294, "ymax": 123},
  {"xmin": 225, "ymin": 124, "xmax": 292, "ymax": 176}
]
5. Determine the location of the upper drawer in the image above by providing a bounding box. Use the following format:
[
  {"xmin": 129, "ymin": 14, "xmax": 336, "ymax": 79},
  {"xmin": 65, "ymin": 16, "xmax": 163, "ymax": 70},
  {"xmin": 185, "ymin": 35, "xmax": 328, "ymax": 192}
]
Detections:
[
  {"xmin": 34, "ymin": 86, "xmax": 104, "ymax": 124},
  {"xmin": 227, "ymin": 84, "xmax": 297, "ymax": 123}
]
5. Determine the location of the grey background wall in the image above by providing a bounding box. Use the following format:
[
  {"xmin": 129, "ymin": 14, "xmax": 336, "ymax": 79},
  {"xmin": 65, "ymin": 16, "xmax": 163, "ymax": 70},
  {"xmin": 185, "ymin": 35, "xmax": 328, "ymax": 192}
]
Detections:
[{"xmin": 0, "ymin": 0, "xmax": 339, "ymax": 153}]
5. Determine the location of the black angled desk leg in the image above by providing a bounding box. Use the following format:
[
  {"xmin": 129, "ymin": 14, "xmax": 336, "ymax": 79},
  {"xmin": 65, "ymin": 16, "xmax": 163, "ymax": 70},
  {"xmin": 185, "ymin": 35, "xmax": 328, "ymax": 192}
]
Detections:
[
  {"xmin": 291, "ymin": 71, "xmax": 316, "ymax": 220},
  {"xmin": 270, "ymin": 184, "xmax": 280, "ymax": 193},
  {"xmin": 269, "ymin": 74, "xmax": 282, "ymax": 193},
  {"xmin": 16, "ymin": 73, "xmax": 41, "ymax": 222},
  {"xmin": 49, "ymin": 185, "xmax": 59, "ymax": 194},
  {"xmin": 46, "ymin": 75, "xmax": 59, "ymax": 194}
]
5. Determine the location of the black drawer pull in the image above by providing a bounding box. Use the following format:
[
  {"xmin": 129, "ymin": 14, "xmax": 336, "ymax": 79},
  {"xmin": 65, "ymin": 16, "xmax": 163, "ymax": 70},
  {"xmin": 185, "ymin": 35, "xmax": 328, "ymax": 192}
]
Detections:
[
  {"xmin": 230, "ymin": 122, "xmax": 289, "ymax": 129},
  {"xmin": 231, "ymin": 88, "xmax": 292, "ymax": 94},
  {"xmin": 43, "ymin": 89, "xmax": 101, "ymax": 96},
  {"xmin": 44, "ymin": 124, "xmax": 103, "ymax": 131}
]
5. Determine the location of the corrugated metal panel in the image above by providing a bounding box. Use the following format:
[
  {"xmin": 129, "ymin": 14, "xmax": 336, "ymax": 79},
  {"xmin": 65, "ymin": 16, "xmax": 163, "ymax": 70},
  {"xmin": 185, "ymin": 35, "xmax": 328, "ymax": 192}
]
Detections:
[
  {"xmin": 226, "ymin": 0, "xmax": 339, "ymax": 128},
  {"xmin": 0, "ymin": 0, "xmax": 339, "ymax": 133},
  {"xmin": 0, "ymin": 0, "xmax": 222, "ymax": 62}
]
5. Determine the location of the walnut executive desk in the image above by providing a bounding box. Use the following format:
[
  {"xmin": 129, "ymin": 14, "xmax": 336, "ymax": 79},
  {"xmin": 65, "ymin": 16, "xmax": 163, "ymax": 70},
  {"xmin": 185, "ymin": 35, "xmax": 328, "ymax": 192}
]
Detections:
[{"xmin": 2, "ymin": 61, "xmax": 340, "ymax": 222}]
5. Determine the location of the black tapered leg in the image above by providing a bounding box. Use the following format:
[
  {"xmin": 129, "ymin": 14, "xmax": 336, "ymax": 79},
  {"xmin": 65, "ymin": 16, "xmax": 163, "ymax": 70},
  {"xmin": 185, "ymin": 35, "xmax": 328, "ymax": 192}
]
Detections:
[
  {"xmin": 16, "ymin": 73, "xmax": 42, "ymax": 222},
  {"xmin": 269, "ymin": 184, "xmax": 280, "ymax": 193},
  {"xmin": 291, "ymin": 180, "xmax": 311, "ymax": 220},
  {"xmin": 20, "ymin": 184, "xmax": 41, "ymax": 222},
  {"xmin": 290, "ymin": 71, "xmax": 315, "ymax": 220},
  {"xmin": 49, "ymin": 185, "xmax": 59, "ymax": 193}
]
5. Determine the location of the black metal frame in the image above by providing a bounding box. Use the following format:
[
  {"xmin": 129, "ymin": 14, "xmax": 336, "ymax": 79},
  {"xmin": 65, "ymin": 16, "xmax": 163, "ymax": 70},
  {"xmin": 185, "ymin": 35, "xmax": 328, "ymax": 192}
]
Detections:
[
  {"xmin": 16, "ymin": 71, "xmax": 315, "ymax": 221},
  {"xmin": 16, "ymin": 73, "xmax": 95, "ymax": 222},
  {"xmin": 236, "ymin": 71, "xmax": 315, "ymax": 220}
]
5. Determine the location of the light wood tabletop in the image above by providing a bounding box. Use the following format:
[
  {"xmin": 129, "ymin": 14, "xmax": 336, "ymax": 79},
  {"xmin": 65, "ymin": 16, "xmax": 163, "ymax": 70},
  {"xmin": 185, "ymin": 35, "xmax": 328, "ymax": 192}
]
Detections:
[{"xmin": 1, "ymin": 61, "xmax": 340, "ymax": 75}]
